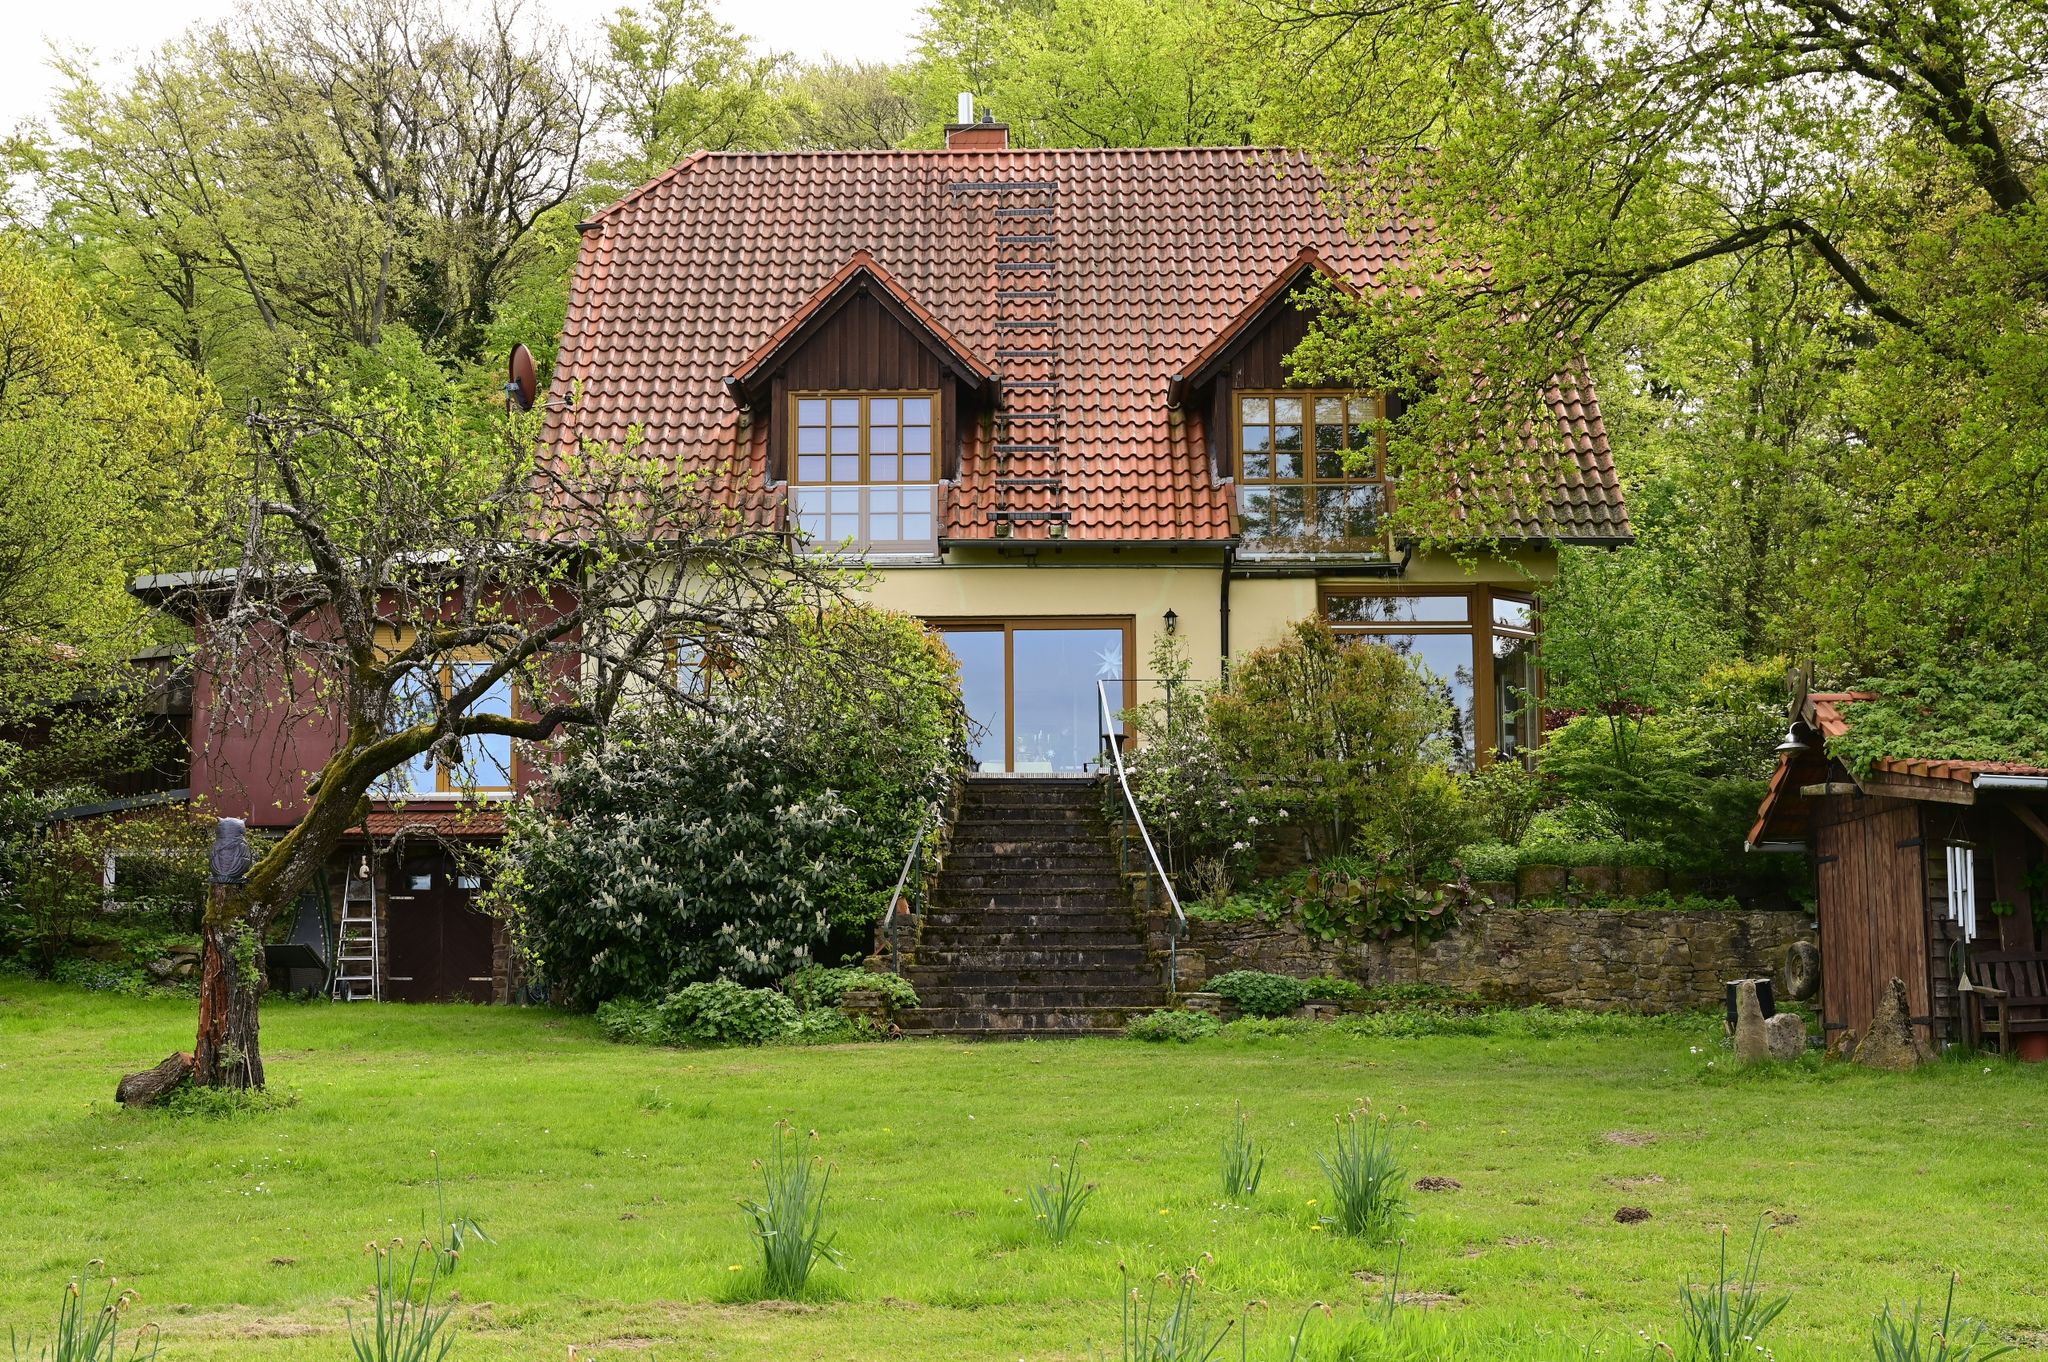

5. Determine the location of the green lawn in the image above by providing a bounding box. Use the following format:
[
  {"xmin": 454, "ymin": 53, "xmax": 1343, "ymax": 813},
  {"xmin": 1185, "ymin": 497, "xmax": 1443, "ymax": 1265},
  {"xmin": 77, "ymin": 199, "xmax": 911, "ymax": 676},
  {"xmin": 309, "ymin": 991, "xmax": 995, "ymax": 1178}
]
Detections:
[{"xmin": 1, "ymin": 982, "xmax": 2043, "ymax": 1361}]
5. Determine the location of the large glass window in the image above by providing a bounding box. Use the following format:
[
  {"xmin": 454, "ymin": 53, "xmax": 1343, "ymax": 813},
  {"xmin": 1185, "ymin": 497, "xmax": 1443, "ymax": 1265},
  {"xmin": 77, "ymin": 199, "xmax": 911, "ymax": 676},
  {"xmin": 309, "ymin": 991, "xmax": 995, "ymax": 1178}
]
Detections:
[
  {"xmin": 1236, "ymin": 391, "xmax": 1385, "ymax": 552},
  {"xmin": 791, "ymin": 392, "xmax": 938, "ymax": 553},
  {"xmin": 378, "ymin": 662, "xmax": 516, "ymax": 795},
  {"xmin": 1323, "ymin": 588, "xmax": 1539, "ymax": 768},
  {"xmin": 936, "ymin": 621, "xmax": 1130, "ymax": 773}
]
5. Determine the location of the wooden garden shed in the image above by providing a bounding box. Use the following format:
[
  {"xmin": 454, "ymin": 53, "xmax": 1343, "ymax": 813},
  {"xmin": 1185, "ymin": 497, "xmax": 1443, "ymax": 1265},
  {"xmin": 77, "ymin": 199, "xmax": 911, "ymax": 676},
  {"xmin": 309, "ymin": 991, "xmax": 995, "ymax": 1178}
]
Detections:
[{"xmin": 1749, "ymin": 692, "xmax": 2048, "ymax": 1056}]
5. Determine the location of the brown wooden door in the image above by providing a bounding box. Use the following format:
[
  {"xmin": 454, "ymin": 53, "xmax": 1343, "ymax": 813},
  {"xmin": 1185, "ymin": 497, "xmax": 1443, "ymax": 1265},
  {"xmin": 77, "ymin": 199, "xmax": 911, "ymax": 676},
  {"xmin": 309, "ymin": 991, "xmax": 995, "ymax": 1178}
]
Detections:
[
  {"xmin": 384, "ymin": 855, "xmax": 495, "ymax": 1003},
  {"xmin": 1815, "ymin": 801, "xmax": 1929, "ymax": 1041}
]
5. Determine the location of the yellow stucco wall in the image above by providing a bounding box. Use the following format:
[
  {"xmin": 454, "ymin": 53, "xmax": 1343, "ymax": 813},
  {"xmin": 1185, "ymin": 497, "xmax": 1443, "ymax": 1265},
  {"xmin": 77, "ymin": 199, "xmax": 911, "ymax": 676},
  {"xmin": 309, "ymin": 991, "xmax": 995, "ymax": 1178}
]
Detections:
[
  {"xmin": 855, "ymin": 544, "xmax": 1558, "ymax": 680},
  {"xmin": 860, "ymin": 552, "xmax": 1230, "ymax": 681}
]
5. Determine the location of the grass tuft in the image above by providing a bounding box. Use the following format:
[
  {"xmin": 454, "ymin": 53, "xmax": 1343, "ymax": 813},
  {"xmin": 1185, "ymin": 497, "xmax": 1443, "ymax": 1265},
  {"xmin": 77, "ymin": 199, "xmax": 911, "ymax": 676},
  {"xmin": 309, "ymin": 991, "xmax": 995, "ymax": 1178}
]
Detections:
[
  {"xmin": 8, "ymin": 1263, "xmax": 158, "ymax": 1362},
  {"xmin": 1219, "ymin": 1102, "xmax": 1264, "ymax": 1201},
  {"xmin": 1657, "ymin": 1220, "xmax": 1789, "ymax": 1362},
  {"xmin": 1029, "ymin": 1141, "xmax": 1098, "ymax": 1246},
  {"xmin": 1315, "ymin": 1101, "xmax": 1406, "ymax": 1240},
  {"xmin": 1870, "ymin": 1272, "xmax": 2013, "ymax": 1362},
  {"xmin": 345, "ymin": 1239, "xmax": 456, "ymax": 1362},
  {"xmin": 738, "ymin": 1120, "xmax": 842, "ymax": 1297}
]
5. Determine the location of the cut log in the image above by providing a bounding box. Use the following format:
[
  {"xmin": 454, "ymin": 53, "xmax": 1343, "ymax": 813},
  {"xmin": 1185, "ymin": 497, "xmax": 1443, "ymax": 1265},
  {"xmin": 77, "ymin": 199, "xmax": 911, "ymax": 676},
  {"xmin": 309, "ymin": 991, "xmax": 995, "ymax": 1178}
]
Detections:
[{"xmin": 116, "ymin": 1051, "xmax": 193, "ymax": 1108}]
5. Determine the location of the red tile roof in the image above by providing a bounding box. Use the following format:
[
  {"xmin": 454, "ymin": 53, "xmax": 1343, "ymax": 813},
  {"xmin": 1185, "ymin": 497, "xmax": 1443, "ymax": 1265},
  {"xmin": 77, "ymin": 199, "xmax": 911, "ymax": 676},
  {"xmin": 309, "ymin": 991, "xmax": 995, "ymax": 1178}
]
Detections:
[
  {"xmin": 545, "ymin": 147, "xmax": 1630, "ymax": 544},
  {"xmin": 361, "ymin": 806, "xmax": 506, "ymax": 839}
]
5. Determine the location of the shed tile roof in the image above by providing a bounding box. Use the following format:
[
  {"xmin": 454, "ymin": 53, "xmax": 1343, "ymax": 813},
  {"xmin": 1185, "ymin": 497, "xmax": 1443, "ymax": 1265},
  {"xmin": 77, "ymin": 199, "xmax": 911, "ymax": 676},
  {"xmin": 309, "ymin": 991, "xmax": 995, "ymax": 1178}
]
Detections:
[
  {"xmin": 545, "ymin": 147, "xmax": 1630, "ymax": 544},
  {"xmin": 1809, "ymin": 693, "xmax": 2048, "ymax": 782},
  {"xmin": 1746, "ymin": 691, "xmax": 2048, "ymax": 847},
  {"xmin": 361, "ymin": 806, "xmax": 506, "ymax": 839}
]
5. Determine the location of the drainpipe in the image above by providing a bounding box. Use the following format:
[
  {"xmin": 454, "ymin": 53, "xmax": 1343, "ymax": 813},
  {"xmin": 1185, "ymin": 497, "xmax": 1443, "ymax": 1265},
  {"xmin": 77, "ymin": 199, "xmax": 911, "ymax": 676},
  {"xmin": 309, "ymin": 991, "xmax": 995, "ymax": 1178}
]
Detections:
[
  {"xmin": 1218, "ymin": 546, "xmax": 1233, "ymax": 678},
  {"xmin": 1974, "ymin": 775, "xmax": 2048, "ymax": 791}
]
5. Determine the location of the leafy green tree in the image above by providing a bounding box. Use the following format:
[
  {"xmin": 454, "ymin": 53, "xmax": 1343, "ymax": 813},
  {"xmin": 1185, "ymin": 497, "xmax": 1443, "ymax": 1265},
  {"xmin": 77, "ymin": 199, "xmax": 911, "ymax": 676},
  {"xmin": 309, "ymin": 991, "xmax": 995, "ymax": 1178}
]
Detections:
[
  {"xmin": 594, "ymin": 0, "xmax": 793, "ymax": 183},
  {"xmin": 25, "ymin": 0, "xmax": 593, "ymax": 391},
  {"xmin": 0, "ymin": 235, "xmax": 221, "ymax": 718},
  {"xmin": 1252, "ymin": 0, "xmax": 2048, "ymax": 670},
  {"xmin": 147, "ymin": 368, "xmax": 856, "ymax": 1089},
  {"xmin": 783, "ymin": 60, "xmax": 924, "ymax": 150},
  {"xmin": 1209, "ymin": 619, "xmax": 1452, "ymax": 860},
  {"xmin": 912, "ymin": 0, "xmax": 1253, "ymax": 146}
]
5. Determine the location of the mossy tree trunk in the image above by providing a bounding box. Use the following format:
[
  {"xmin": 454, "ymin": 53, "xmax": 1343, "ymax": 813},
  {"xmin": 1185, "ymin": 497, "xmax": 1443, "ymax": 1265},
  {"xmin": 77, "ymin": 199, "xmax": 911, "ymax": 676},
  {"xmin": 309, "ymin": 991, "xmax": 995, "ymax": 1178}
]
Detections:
[{"xmin": 192, "ymin": 898, "xmax": 267, "ymax": 1089}]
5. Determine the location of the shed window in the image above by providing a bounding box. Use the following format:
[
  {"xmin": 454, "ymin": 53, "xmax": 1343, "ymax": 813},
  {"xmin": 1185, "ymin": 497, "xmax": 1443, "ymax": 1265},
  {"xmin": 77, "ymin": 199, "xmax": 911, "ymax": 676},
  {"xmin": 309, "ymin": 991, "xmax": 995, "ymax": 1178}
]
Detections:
[{"xmin": 1236, "ymin": 391, "xmax": 1385, "ymax": 551}]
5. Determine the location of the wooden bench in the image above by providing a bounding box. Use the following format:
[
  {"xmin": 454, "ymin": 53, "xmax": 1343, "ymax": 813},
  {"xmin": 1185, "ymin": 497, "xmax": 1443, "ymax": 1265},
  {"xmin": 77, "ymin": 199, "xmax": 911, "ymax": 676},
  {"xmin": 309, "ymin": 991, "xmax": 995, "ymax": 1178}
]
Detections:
[{"xmin": 1964, "ymin": 951, "xmax": 2048, "ymax": 1053}]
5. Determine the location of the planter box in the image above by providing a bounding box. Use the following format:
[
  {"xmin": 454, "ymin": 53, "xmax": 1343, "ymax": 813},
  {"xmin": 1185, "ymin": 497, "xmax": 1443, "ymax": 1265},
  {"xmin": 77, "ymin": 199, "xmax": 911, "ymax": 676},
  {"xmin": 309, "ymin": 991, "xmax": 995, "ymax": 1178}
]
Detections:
[
  {"xmin": 1473, "ymin": 880, "xmax": 1517, "ymax": 907},
  {"xmin": 1517, "ymin": 863, "xmax": 1568, "ymax": 897}
]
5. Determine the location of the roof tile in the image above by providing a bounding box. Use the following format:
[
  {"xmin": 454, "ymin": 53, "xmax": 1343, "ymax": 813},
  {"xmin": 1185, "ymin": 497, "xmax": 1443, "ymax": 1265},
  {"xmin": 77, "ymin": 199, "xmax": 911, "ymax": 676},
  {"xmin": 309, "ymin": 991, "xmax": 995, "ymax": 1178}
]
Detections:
[{"xmin": 544, "ymin": 148, "xmax": 1629, "ymax": 543}]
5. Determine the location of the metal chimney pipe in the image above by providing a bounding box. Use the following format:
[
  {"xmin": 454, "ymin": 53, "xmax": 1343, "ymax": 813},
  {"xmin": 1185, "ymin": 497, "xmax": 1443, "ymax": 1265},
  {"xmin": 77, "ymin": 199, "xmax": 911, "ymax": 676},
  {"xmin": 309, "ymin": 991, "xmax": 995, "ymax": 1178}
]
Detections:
[{"xmin": 957, "ymin": 92, "xmax": 974, "ymax": 123}]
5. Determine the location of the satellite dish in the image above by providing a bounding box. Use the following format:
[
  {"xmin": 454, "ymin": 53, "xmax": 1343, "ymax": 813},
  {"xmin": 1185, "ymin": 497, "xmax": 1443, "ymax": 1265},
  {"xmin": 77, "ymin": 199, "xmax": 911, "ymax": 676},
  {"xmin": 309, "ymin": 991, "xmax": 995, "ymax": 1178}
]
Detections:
[{"xmin": 506, "ymin": 343, "xmax": 538, "ymax": 412}]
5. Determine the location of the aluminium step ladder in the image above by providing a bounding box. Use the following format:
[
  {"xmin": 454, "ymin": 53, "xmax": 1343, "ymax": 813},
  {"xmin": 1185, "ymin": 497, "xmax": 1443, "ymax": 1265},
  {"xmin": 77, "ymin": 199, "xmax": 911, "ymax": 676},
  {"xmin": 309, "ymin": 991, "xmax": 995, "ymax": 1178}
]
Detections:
[{"xmin": 331, "ymin": 868, "xmax": 381, "ymax": 1001}]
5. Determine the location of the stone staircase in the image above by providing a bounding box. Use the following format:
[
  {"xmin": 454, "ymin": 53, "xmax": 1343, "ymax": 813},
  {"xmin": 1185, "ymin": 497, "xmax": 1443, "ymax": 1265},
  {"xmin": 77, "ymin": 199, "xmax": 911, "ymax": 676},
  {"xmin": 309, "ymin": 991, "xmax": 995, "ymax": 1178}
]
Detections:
[{"xmin": 898, "ymin": 775, "xmax": 1169, "ymax": 1036}]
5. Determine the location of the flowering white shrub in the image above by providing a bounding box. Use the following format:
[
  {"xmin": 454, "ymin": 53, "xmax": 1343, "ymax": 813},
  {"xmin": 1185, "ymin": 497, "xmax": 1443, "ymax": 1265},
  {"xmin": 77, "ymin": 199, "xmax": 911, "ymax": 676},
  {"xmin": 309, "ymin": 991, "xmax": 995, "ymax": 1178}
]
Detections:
[{"xmin": 496, "ymin": 707, "xmax": 851, "ymax": 1003}]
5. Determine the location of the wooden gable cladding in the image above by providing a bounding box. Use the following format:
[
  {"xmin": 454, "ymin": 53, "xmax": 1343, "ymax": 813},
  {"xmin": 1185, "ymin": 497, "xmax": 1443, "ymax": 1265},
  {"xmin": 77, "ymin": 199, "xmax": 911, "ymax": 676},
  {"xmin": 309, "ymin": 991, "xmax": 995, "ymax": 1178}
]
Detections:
[{"xmin": 763, "ymin": 290, "xmax": 963, "ymax": 483}]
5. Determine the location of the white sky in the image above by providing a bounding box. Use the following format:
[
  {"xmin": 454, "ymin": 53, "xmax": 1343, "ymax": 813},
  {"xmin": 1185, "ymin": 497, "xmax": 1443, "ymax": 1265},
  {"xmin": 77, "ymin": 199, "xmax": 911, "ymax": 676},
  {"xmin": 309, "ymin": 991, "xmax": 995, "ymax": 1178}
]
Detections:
[{"xmin": 0, "ymin": 0, "xmax": 927, "ymax": 135}]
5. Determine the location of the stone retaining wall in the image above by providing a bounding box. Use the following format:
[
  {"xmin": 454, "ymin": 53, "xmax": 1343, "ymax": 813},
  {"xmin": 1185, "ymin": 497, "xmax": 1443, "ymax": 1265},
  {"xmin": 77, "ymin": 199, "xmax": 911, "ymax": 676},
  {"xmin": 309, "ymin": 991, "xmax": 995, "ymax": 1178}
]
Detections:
[{"xmin": 1183, "ymin": 906, "xmax": 1814, "ymax": 1013}]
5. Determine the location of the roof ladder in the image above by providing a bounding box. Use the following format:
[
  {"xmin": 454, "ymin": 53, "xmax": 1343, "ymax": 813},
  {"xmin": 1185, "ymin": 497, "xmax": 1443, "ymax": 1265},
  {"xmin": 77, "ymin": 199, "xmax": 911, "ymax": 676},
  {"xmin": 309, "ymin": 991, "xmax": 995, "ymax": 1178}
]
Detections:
[
  {"xmin": 331, "ymin": 866, "xmax": 380, "ymax": 1001},
  {"xmin": 972, "ymin": 181, "xmax": 1070, "ymax": 536}
]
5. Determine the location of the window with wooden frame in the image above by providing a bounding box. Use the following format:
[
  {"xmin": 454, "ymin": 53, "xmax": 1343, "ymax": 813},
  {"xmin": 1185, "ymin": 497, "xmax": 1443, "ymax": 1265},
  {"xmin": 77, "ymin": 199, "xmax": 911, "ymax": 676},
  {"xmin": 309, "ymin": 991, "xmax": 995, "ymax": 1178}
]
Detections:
[
  {"xmin": 789, "ymin": 392, "xmax": 938, "ymax": 552},
  {"xmin": 378, "ymin": 661, "xmax": 517, "ymax": 796},
  {"xmin": 1321, "ymin": 586, "xmax": 1540, "ymax": 768},
  {"xmin": 1236, "ymin": 391, "xmax": 1386, "ymax": 552}
]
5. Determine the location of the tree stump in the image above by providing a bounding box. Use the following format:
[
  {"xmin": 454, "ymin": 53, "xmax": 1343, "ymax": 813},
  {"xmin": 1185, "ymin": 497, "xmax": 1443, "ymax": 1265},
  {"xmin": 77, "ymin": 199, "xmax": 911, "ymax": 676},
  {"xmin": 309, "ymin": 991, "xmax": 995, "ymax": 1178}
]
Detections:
[{"xmin": 116, "ymin": 1051, "xmax": 193, "ymax": 1107}]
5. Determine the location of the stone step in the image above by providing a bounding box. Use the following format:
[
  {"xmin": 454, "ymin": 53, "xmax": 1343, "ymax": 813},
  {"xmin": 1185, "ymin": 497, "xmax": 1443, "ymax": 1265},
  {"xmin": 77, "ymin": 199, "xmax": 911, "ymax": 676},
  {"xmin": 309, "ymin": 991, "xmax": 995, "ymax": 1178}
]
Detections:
[
  {"xmin": 909, "ymin": 945, "xmax": 1152, "ymax": 969},
  {"xmin": 937, "ymin": 876, "xmax": 1130, "ymax": 897},
  {"xmin": 941, "ymin": 845, "xmax": 1119, "ymax": 865},
  {"xmin": 900, "ymin": 1005, "xmax": 1154, "ymax": 1035},
  {"xmin": 941, "ymin": 856, "xmax": 1119, "ymax": 877},
  {"xmin": 955, "ymin": 806, "xmax": 1101, "ymax": 825},
  {"xmin": 905, "ymin": 964, "xmax": 1161, "ymax": 989},
  {"xmin": 923, "ymin": 905, "xmax": 1135, "ymax": 925},
  {"xmin": 950, "ymin": 823, "xmax": 1114, "ymax": 843},
  {"xmin": 912, "ymin": 983, "xmax": 1166, "ymax": 1006},
  {"xmin": 918, "ymin": 932, "xmax": 1145, "ymax": 953}
]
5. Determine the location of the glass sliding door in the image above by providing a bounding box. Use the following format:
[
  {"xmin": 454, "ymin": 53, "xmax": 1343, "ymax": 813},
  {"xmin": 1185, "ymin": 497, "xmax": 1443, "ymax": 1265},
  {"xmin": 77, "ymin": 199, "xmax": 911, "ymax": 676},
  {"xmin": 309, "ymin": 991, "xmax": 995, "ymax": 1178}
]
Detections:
[
  {"xmin": 936, "ymin": 620, "xmax": 1131, "ymax": 773},
  {"xmin": 942, "ymin": 628, "xmax": 1008, "ymax": 772}
]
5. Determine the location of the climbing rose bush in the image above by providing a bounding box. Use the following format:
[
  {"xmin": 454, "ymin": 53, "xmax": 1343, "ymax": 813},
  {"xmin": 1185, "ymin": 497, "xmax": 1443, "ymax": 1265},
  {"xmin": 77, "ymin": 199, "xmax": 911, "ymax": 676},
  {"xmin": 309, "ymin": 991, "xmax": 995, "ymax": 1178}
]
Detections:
[{"xmin": 496, "ymin": 707, "xmax": 851, "ymax": 1004}]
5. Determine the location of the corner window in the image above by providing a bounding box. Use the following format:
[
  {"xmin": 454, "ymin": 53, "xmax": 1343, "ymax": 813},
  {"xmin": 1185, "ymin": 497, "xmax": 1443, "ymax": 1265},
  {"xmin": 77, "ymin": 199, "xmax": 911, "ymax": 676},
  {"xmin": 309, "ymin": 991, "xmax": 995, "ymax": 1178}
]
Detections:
[
  {"xmin": 1491, "ymin": 596, "xmax": 1538, "ymax": 763},
  {"xmin": 379, "ymin": 662, "xmax": 516, "ymax": 796},
  {"xmin": 1322, "ymin": 587, "xmax": 1540, "ymax": 768},
  {"xmin": 1236, "ymin": 391, "xmax": 1385, "ymax": 553},
  {"xmin": 790, "ymin": 392, "xmax": 938, "ymax": 553}
]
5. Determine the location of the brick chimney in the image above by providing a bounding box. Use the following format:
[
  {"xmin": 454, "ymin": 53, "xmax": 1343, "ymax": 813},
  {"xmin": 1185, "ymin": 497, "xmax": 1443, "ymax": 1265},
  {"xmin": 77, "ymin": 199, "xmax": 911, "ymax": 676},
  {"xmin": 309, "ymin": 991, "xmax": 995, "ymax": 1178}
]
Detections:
[{"xmin": 946, "ymin": 93, "xmax": 1009, "ymax": 151}]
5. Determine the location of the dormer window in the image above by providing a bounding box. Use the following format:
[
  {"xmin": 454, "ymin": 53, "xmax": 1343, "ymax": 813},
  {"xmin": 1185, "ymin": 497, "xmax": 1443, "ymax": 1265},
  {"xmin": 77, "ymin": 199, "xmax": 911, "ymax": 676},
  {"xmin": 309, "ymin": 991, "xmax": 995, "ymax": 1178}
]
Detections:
[
  {"xmin": 1235, "ymin": 391, "xmax": 1386, "ymax": 552},
  {"xmin": 790, "ymin": 391, "xmax": 939, "ymax": 553}
]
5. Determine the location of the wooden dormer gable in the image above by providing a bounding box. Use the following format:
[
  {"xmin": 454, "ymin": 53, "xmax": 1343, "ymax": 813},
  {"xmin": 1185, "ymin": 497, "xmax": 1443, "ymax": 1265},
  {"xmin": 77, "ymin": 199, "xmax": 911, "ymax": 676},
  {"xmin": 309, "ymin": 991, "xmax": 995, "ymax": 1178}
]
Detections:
[
  {"xmin": 1165, "ymin": 250, "xmax": 1360, "ymax": 481},
  {"xmin": 726, "ymin": 252, "xmax": 996, "ymax": 483}
]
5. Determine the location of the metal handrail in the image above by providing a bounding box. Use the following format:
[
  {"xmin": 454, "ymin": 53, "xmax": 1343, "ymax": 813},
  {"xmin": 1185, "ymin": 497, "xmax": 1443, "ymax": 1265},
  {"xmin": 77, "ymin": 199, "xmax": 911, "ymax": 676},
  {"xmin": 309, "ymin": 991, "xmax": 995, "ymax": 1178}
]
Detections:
[
  {"xmin": 1097, "ymin": 679, "xmax": 1186, "ymax": 993},
  {"xmin": 884, "ymin": 798, "xmax": 942, "ymax": 976}
]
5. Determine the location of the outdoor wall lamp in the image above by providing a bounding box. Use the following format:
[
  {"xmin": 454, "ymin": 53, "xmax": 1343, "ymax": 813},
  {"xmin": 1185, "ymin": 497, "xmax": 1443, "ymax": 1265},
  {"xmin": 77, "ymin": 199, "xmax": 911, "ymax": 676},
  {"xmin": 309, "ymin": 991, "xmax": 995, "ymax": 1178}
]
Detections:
[{"xmin": 1163, "ymin": 608, "xmax": 1178, "ymax": 636}]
